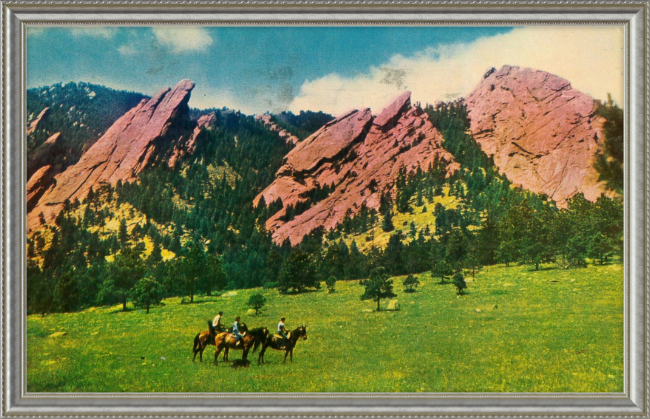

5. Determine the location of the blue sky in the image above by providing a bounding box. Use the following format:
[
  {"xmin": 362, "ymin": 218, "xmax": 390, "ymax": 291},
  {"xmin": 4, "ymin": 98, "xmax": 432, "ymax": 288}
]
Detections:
[{"xmin": 27, "ymin": 26, "xmax": 623, "ymax": 115}]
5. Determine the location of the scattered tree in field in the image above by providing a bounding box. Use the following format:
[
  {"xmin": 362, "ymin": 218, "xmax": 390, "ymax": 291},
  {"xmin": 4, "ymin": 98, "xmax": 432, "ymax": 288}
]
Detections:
[
  {"xmin": 403, "ymin": 274, "xmax": 419, "ymax": 293},
  {"xmin": 131, "ymin": 276, "xmax": 162, "ymax": 314},
  {"xmin": 104, "ymin": 247, "xmax": 145, "ymax": 311},
  {"xmin": 175, "ymin": 240, "xmax": 205, "ymax": 303},
  {"xmin": 431, "ymin": 260, "xmax": 453, "ymax": 284},
  {"xmin": 326, "ymin": 276, "xmax": 337, "ymax": 294},
  {"xmin": 277, "ymin": 250, "xmax": 318, "ymax": 294},
  {"xmin": 361, "ymin": 267, "xmax": 396, "ymax": 311},
  {"xmin": 565, "ymin": 235, "xmax": 588, "ymax": 268},
  {"xmin": 247, "ymin": 293, "xmax": 267, "ymax": 315},
  {"xmin": 452, "ymin": 271, "xmax": 467, "ymax": 296}
]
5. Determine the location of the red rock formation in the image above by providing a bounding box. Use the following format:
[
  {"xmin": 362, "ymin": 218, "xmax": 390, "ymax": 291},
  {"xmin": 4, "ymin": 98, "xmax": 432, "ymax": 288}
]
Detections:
[
  {"xmin": 255, "ymin": 113, "xmax": 300, "ymax": 145},
  {"xmin": 168, "ymin": 112, "xmax": 217, "ymax": 168},
  {"xmin": 27, "ymin": 165, "xmax": 55, "ymax": 213},
  {"xmin": 27, "ymin": 107, "xmax": 49, "ymax": 136},
  {"xmin": 466, "ymin": 65, "xmax": 608, "ymax": 206},
  {"xmin": 256, "ymin": 92, "xmax": 458, "ymax": 245},
  {"xmin": 27, "ymin": 132, "xmax": 62, "ymax": 178},
  {"xmin": 28, "ymin": 79, "xmax": 195, "ymax": 230}
]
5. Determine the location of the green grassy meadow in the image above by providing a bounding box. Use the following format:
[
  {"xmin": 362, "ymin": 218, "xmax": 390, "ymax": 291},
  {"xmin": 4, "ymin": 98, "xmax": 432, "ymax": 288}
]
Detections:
[{"xmin": 27, "ymin": 262, "xmax": 623, "ymax": 393}]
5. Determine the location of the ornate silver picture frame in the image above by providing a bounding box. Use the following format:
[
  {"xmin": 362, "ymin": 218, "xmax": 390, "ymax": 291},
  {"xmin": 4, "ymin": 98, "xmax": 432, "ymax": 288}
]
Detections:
[{"xmin": 3, "ymin": 0, "xmax": 647, "ymax": 416}]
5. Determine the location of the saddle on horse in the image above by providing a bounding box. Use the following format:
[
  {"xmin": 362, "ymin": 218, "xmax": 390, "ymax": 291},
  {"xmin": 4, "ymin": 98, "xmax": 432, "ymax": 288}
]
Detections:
[
  {"xmin": 273, "ymin": 332, "xmax": 291, "ymax": 348},
  {"xmin": 226, "ymin": 332, "xmax": 246, "ymax": 346}
]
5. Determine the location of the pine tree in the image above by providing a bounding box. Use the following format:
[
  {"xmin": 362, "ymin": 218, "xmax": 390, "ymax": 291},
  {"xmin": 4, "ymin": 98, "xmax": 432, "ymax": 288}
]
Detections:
[{"xmin": 361, "ymin": 267, "xmax": 396, "ymax": 311}]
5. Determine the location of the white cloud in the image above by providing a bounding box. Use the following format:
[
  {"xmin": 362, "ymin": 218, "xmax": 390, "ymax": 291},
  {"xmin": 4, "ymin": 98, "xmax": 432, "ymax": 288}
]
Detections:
[
  {"xmin": 117, "ymin": 44, "xmax": 138, "ymax": 56},
  {"xmin": 69, "ymin": 27, "xmax": 117, "ymax": 39},
  {"xmin": 151, "ymin": 27, "xmax": 214, "ymax": 54},
  {"xmin": 289, "ymin": 26, "xmax": 624, "ymax": 115}
]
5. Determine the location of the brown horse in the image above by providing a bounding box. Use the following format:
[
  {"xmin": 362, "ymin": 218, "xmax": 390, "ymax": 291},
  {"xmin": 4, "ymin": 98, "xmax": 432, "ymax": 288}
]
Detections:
[
  {"xmin": 258, "ymin": 325, "xmax": 307, "ymax": 365},
  {"xmin": 213, "ymin": 326, "xmax": 268, "ymax": 366},
  {"xmin": 192, "ymin": 321, "xmax": 237, "ymax": 362}
]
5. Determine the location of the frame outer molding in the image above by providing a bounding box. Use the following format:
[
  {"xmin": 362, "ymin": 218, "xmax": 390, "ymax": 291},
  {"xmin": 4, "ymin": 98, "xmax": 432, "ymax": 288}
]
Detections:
[{"xmin": 2, "ymin": 1, "xmax": 648, "ymax": 416}]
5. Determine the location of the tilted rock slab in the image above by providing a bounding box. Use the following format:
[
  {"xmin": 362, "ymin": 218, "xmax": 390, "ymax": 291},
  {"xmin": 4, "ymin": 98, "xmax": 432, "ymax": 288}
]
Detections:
[
  {"xmin": 27, "ymin": 107, "xmax": 49, "ymax": 136},
  {"xmin": 466, "ymin": 65, "xmax": 609, "ymax": 206},
  {"xmin": 254, "ymin": 113, "xmax": 300, "ymax": 146},
  {"xmin": 256, "ymin": 91, "xmax": 459, "ymax": 245},
  {"xmin": 28, "ymin": 79, "xmax": 195, "ymax": 231}
]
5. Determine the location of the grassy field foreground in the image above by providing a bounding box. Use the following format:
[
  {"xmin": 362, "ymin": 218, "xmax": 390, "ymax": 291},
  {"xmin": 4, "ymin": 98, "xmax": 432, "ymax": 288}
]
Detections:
[{"xmin": 27, "ymin": 263, "xmax": 623, "ymax": 393}]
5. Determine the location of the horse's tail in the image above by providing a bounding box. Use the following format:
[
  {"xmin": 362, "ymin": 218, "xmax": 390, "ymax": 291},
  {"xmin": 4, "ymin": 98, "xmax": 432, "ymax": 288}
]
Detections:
[{"xmin": 193, "ymin": 333, "xmax": 200, "ymax": 352}]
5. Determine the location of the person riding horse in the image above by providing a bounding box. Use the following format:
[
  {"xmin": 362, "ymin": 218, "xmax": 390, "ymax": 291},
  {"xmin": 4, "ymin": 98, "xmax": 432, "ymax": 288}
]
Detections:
[
  {"xmin": 232, "ymin": 316, "xmax": 245, "ymax": 347},
  {"xmin": 212, "ymin": 311, "xmax": 224, "ymax": 332},
  {"xmin": 277, "ymin": 317, "xmax": 288, "ymax": 347}
]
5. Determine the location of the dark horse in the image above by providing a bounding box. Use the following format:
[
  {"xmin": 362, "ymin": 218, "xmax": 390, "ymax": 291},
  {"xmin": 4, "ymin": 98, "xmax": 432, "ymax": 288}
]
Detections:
[
  {"xmin": 258, "ymin": 325, "xmax": 307, "ymax": 365},
  {"xmin": 213, "ymin": 326, "xmax": 269, "ymax": 366},
  {"xmin": 192, "ymin": 322, "xmax": 241, "ymax": 362}
]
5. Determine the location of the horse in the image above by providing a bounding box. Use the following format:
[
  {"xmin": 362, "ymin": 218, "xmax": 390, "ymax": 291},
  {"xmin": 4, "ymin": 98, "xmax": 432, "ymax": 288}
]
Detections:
[
  {"xmin": 192, "ymin": 322, "xmax": 237, "ymax": 362},
  {"xmin": 213, "ymin": 326, "xmax": 269, "ymax": 366},
  {"xmin": 258, "ymin": 325, "xmax": 307, "ymax": 365}
]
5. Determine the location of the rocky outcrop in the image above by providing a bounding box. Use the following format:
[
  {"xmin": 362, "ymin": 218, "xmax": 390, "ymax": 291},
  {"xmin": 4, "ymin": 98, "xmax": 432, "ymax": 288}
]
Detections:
[
  {"xmin": 27, "ymin": 165, "xmax": 55, "ymax": 213},
  {"xmin": 28, "ymin": 79, "xmax": 196, "ymax": 230},
  {"xmin": 168, "ymin": 112, "xmax": 217, "ymax": 168},
  {"xmin": 255, "ymin": 113, "xmax": 300, "ymax": 145},
  {"xmin": 256, "ymin": 91, "xmax": 459, "ymax": 245},
  {"xmin": 27, "ymin": 132, "xmax": 63, "ymax": 179},
  {"xmin": 27, "ymin": 107, "xmax": 49, "ymax": 136},
  {"xmin": 466, "ymin": 65, "xmax": 608, "ymax": 206}
]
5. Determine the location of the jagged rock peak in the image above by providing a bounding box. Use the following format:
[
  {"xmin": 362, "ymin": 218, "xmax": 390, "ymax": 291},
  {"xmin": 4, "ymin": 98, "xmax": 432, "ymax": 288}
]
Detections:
[
  {"xmin": 466, "ymin": 65, "xmax": 608, "ymax": 206},
  {"xmin": 257, "ymin": 92, "xmax": 458, "ymax": 245},
  {"xmin": 27, "ymin": 79, "xmax": 196, "ymax": 231},
  {"xmin": 374, "ymin": 91, "xmax": 411, "ymax": 129}
]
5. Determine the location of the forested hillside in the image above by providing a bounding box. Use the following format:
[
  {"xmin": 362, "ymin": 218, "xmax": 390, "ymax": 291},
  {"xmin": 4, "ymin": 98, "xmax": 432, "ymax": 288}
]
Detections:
[
  {"xmin": 26, "ymin": 82, "xmax": 624, "ymax": 316},
  {"xmin": 27, "ymin": 82, "xmax": 147, "ymax": 166}
]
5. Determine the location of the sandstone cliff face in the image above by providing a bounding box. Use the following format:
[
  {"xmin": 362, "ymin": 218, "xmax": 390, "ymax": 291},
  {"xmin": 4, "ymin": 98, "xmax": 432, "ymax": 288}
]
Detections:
[
  {"xmin": 466, "ymin": 65, "xmax": 608, "ymax": 206},
  {"xmin": 256, "ymin": 91, "xmax": 458, "ymax": 245},
  {"xmin": 27, "ymin": 165, "xmax": 55, "ymax": 213},
  {"xmin": 27, "ymin": 132, "xmax": 63, "ymax": 179},
  {"xmin": 255, "ymin": 113, "xmax": 300, "ymax": 146},
  {"xmin": 28, "ymin": 79, "xmax": 195, "ymax": 230}
]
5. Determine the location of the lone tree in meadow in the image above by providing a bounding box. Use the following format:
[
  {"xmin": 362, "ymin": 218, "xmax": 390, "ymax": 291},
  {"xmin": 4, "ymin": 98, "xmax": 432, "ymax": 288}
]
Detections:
[
  {"xmin": 104, "ymin": 246, "xmax": 145, "ymax": 311},
  {"xmin": 247, "ymin": 293, "xmax": 267, "ymax": 315},
  {"xmin": 431, "ymin": 260, "xmax": 453, "ymax": 284},
  {"xmin": 403, "ymin": 274, "xmax": 420, "ymax": 293},
  {"xmin": 277, "ymin": 250, "xmax": 319, "ymax": 294},
  {"xmin": 326, "ymin": 276, "xmax": 337, "ymax": 293},
  {"xmin": 452, "ymin": 271, "xmax": 467, "ymax": 296},
  {"xmin": 131, "ymin": 276, "xmax": 162, "ymax": 314},
  {"xmin": 361, "ymin": 267, "xmax": 397, "ymax": 311}
]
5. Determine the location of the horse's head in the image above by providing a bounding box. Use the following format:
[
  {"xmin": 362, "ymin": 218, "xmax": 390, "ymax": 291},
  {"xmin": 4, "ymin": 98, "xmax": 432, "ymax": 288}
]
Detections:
[{"xmin": 298, "ymin": 325, "xmax": 307, "ymax": 340}]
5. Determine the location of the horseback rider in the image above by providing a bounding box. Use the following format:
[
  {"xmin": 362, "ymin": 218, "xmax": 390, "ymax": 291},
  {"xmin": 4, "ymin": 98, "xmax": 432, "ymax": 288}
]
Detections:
[
  {"xmin": 232, "ymin": 316, "xmax": 244, "ymax": 347},
  {"xmin": 212, "ymin": 311, "xmax": 224, "ymax": 332},
  {"xmin": 278, "ymin": 317, "xmax": 288, "ymax": 347}
]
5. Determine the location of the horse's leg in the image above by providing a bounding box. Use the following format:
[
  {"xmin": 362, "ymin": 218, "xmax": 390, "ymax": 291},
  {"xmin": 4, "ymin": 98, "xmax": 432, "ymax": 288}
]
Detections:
[
  {"xmin": 214, "ymin": 347, "xmax": 223, "ymax": 366},
  {"xmin": 199, "ymin": 343, "xmax": 204, "ymax": 362},
  {"xmin": 258, "ymin": 346, "xmax": 266, "ymax": 365},
  {"xmin": 290, "ymin": 348, "xmax": 293, "ymax": 363},
  {"xmin": 283, "ymin": 350, "xmax": 288, "ymax": 364},
  {"xmin": 223, "ymin": 347, "xmax": 229, "ymax": 362}
]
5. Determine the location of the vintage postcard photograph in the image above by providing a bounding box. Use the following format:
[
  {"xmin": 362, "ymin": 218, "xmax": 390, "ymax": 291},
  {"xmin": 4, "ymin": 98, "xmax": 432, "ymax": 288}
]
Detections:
[{"xmin": 25, "ymin": 25, "xmax": 624, "ymax": 393}]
